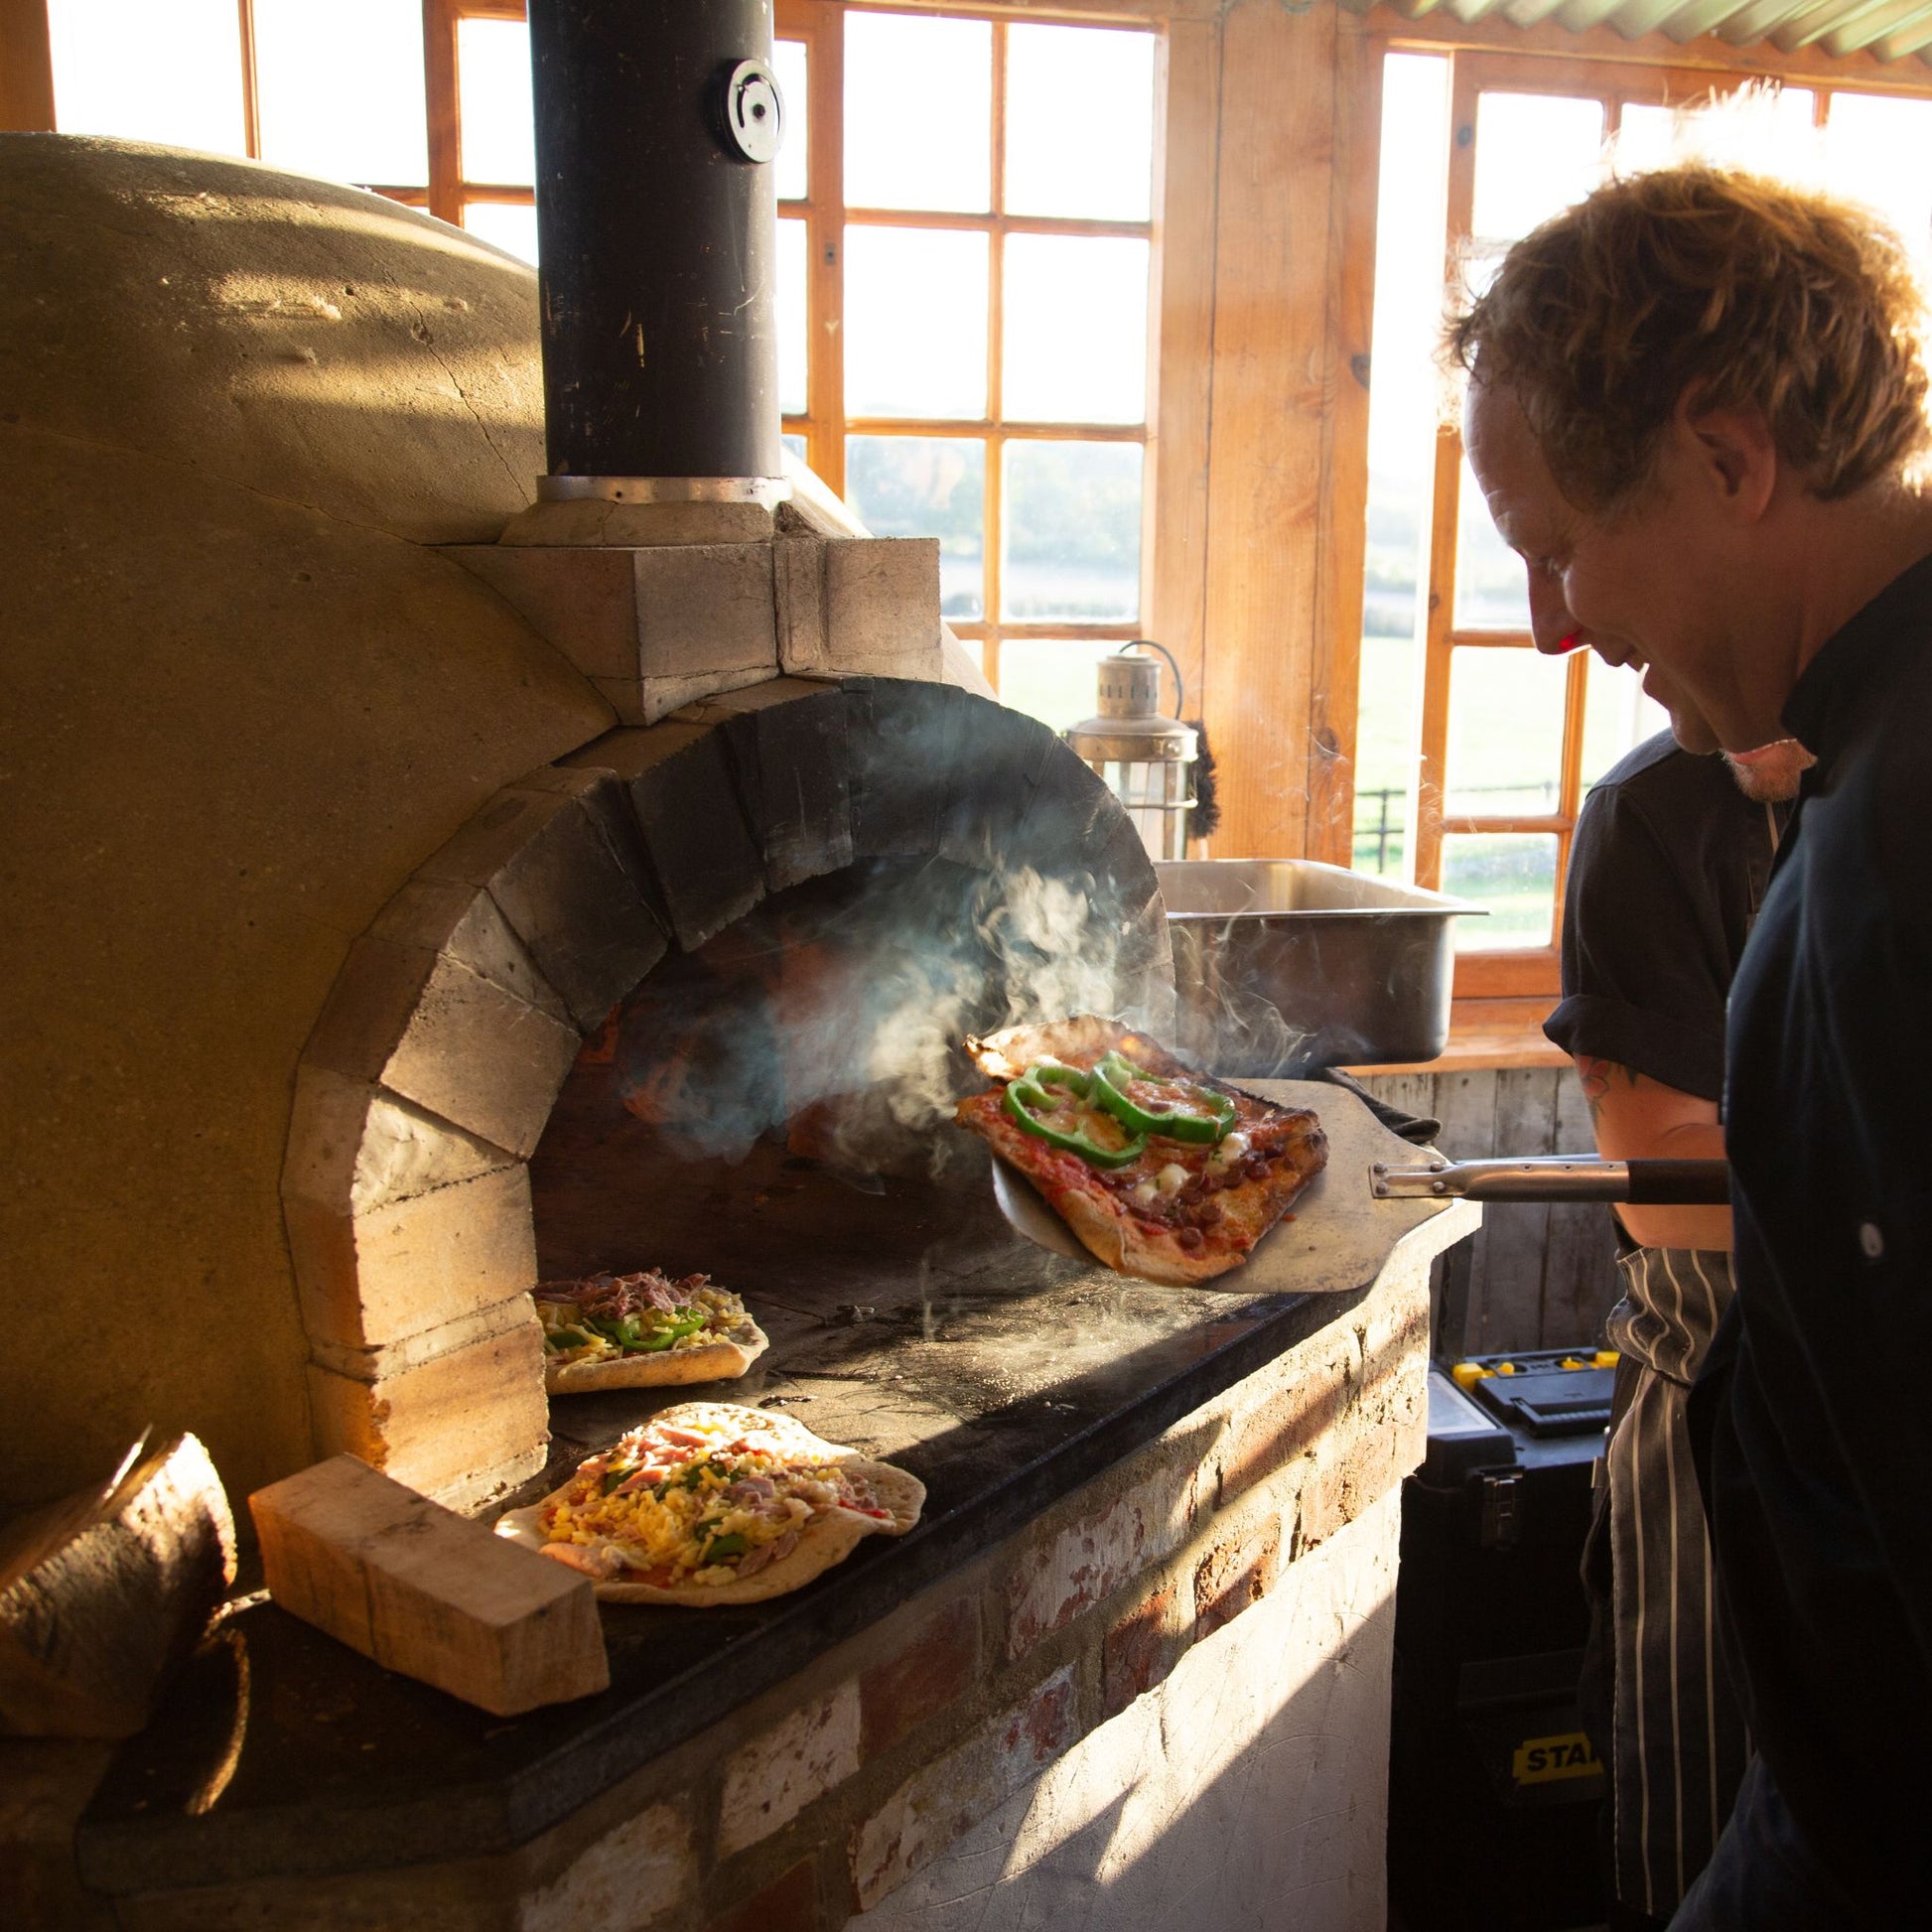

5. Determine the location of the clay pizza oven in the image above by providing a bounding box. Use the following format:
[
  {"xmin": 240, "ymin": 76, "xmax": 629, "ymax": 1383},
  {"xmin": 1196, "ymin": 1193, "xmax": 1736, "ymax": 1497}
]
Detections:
[{"xmin": 0, "ymin": 1, "xmax": 1163, "ymax": 1516}]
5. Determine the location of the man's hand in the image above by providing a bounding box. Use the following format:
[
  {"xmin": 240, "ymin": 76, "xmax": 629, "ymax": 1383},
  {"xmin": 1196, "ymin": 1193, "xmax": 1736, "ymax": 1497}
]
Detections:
[{"xmin": 1575, "ymin": 1055, "xmax": 1730, "ymax": 1251}]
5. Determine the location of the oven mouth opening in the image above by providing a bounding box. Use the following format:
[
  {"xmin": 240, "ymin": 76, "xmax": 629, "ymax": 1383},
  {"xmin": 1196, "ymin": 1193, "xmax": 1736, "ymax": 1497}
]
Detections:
[{"xmin": 531, "ymin": 853, "xmax": 1134, "ymax": 1297}]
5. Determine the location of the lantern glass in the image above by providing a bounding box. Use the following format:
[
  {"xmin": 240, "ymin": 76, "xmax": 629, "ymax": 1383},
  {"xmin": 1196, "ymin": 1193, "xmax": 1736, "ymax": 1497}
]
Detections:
[{"xmin": 1086, "ymin": 756, "xmax": 1192, "ymax": 862}]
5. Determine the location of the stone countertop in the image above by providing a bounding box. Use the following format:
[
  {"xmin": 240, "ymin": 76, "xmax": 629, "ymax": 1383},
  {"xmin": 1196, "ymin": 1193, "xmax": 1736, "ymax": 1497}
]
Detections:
[{"xmin": 78, "ymin": 1085, "xmax": 1466, "ymax": 1895}]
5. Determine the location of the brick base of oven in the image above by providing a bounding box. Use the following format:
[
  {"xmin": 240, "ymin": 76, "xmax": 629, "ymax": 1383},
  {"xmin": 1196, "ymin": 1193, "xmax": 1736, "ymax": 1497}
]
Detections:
[{"xmin": 65, "ymin": 1253, "xmax": 1431, "ymax": 1932}]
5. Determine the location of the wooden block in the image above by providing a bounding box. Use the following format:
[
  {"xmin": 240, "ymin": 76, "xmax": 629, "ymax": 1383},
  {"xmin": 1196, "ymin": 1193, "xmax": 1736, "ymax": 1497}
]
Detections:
[
  {"xmin": 0, "ymin": 1433, "xmax": 235, "ymax": 1739},
  {"xmin": 250, "ymin": 1456, "xmax": 609, "ymax": 1717}
]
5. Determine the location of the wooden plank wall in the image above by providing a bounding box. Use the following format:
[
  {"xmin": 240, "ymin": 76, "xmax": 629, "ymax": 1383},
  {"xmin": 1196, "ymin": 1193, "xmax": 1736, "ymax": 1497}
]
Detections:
[{"xmin": 1358, "ymin": 1065, "xmax": 1622, "ymax": 1361}]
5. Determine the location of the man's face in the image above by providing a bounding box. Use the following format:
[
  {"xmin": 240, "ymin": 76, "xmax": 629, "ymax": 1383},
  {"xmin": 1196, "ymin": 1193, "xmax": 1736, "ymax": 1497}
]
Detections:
[{"xmin": 1463, "ymin": 378, "xmax": 1761, "ymax": 756}]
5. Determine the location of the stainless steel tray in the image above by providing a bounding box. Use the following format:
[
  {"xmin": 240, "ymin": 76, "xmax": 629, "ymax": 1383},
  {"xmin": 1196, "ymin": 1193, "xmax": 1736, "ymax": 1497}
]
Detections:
[{"xmin": 1156, "ymin": 859, "xmax": 1482, "ymax": 1075}]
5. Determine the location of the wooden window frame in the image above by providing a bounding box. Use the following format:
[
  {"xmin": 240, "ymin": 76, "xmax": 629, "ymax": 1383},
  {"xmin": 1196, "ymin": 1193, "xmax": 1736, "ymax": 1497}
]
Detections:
[
  {"xmin": 422, "ymin": 0, "xmax": 529, "ymax": 223},
  {"xmin": 778, "ymin": 0, "xmax": 1160, "ymax": 689},
  {"xmin": 1400, "ymin": 42, "xmax": 1932, "ymax": 1000}
]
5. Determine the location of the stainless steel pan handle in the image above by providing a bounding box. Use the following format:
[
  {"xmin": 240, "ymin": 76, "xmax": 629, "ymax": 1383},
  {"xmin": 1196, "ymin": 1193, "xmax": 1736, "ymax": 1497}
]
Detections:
[{"xmin": 1371, "ymin": 1156, "xmax": 1728, "ymax": 1204}]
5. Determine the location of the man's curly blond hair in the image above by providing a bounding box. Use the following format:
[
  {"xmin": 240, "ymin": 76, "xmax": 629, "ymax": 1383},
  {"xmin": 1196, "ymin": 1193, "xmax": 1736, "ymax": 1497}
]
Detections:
[{"xmin": 1447, "ymin": 165, "xmax": 1932, "ymax": 510}]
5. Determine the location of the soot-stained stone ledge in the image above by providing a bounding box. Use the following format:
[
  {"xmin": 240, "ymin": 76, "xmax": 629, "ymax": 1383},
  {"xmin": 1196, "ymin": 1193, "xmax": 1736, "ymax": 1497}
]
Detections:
[{"xmin": 75, "ymin": 1278, "xmax": 1364, "ymax": 1894}]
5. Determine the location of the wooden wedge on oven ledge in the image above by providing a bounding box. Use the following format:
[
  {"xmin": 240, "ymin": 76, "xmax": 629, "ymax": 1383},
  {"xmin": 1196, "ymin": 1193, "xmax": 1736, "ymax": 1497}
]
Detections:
[{"xmin": 250, "ymin": 1455, "xmax": 609, "ymax": 1717}]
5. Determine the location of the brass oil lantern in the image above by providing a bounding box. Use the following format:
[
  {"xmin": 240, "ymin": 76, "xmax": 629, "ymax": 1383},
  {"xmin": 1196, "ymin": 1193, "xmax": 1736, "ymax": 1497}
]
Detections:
[{"xmin": 1064, "ymin": 641, "xmax": 1197, "ymax": 863}]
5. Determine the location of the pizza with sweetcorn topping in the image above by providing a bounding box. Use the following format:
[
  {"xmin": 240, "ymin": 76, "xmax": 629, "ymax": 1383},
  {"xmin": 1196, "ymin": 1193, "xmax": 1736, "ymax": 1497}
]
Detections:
[
  {"xmin": 955, "ymin": 1017, "xmax": 1327, "ymax": 1286},
  {"xmin": 493, "ymin": 1403, "xmax": 923, "ymax": 1604}
]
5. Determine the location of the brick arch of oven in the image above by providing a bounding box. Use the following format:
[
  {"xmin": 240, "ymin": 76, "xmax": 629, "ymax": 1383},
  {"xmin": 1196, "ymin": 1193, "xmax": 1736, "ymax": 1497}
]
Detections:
[{"xmin": 279, "ymin": 675, "xmax": 1164, "ymax": 1509}]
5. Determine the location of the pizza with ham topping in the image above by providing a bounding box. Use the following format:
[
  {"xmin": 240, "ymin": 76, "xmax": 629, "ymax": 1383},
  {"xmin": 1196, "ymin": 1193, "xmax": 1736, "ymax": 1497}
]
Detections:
[
  {"xmin": 535, "ymin": 1270, "xmax": 768, "ymax": 1393},
  {"xmin": 492, "ymin": 1403, "xmax": 924, "ymax": 1605},
  {"xmin": 954, "ymin": 1017, "xmax": 1327, "ymax": 1286}
]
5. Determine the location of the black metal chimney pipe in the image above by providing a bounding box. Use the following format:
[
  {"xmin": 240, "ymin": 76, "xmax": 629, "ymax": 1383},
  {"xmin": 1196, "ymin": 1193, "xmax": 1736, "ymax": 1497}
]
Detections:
[{"xmin": 527, "ymin": 0, "xmax": 781, "ymax": 483}]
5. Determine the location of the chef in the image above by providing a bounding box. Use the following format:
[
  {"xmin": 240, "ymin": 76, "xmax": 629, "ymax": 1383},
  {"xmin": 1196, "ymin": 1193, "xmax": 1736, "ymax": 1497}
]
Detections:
[
  {"xmin": 1452, "ymin": 164, "xmax": 1932, "ymax": 1926},
  {"xmin": 1547, "ymin": 725, "xmax": 1805, "ymax": 1928}
]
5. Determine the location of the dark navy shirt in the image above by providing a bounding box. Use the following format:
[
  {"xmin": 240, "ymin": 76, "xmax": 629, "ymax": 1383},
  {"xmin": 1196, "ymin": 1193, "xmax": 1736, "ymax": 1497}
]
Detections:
[
  {"xmin": 1693, "ymin": 549, "xmax": 1932, "ymax": 1906},
  {"xmin": 1545, "ymin": 732, "xmax": 1780, "ymax": 1101}
]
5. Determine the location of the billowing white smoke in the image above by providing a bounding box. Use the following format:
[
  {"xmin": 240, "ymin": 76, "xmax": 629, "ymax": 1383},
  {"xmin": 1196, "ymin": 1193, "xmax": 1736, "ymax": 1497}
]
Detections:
[{"xmin": 615, "ymin": 859, "xmax": 1166, "ymax": 1173}]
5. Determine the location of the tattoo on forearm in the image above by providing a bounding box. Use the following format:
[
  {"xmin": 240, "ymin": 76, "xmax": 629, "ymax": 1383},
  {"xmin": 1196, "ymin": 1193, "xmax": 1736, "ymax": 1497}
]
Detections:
[{"xmin": 1575, "ymin": 1055, "xmax": 1637, "ymax": 1125}]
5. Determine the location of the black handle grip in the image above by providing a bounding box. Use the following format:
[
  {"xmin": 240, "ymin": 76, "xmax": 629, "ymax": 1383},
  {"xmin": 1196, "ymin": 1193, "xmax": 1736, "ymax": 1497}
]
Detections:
[{"xmin": 1624, "ymin": 1159, "xmax": 1729, "ymax": 1205}]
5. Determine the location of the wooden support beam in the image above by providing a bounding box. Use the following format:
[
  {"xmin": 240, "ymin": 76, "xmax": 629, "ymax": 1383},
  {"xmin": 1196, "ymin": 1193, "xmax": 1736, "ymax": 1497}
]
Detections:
[
  {"xmin": 1144, "ymin": 17, "xmax": 1219, "ymax": 756},
  {"xmin": 1196, "ymin": 0, "xmax": 1381, "ymax": 864},
  {"xmin": 1306, "ymin": 12, "xmax": 1384, "ymax": 865},
  {"xmin": 251, "ymin": 1454, "xmax": 609, "ymax": 1718},
  {"xmin": 0, "ymin": 0, "xmax": 54, "ymax": 132}
]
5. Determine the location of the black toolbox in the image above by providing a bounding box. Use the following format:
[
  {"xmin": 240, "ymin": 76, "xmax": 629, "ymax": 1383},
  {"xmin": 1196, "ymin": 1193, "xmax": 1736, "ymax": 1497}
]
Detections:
[{"xmin": 1389, "ymin": 1349, "xmax": 1615, "ymax": 1932}]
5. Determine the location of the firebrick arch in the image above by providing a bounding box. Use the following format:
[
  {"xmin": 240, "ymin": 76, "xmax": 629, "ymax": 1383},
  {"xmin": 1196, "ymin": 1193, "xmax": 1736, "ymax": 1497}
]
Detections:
[{"xmin": 280, "ymin": 675, "xmax": 1160, "ymax": 1506}]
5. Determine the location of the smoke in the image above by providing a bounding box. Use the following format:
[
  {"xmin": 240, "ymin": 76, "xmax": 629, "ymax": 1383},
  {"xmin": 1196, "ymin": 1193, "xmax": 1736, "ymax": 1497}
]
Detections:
[{"xmin": 607, "ymin": 856, "xmax": 1166, "ymax": 1175}]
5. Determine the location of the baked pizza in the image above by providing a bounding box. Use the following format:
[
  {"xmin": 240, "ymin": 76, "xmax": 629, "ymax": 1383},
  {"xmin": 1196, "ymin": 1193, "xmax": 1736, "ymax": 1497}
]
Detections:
[
  {"xmin": 535, "ymin": 1271, "xmax": 768, "ymax": 1394},
  {"xmin": 954, "ymin": 1016, "xmax": 1327, "ymax": 1286},
  {"xmin": 493, "ymin": 1402, "xmax": 923, "ymax": 1604}
]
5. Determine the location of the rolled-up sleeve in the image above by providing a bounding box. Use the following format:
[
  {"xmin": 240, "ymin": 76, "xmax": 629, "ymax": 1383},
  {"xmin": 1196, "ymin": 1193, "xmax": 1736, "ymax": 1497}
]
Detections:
[{"xmin": 1543, "ymin": 784, "xmax": 1729, "ymax": 1103}]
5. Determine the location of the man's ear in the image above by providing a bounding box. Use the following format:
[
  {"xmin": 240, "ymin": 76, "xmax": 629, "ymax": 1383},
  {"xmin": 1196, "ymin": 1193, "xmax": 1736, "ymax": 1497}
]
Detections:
[{"xmin": 1676, "ymin": 383, "xmax": 1778, "ymax": 519}]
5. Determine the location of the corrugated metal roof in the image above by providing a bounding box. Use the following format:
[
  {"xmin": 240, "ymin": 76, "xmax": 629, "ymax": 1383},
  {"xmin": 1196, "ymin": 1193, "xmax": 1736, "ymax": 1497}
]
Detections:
[{"xmin": 1368, "ymin": 0, "xmax": 1932, "ymax": 68}]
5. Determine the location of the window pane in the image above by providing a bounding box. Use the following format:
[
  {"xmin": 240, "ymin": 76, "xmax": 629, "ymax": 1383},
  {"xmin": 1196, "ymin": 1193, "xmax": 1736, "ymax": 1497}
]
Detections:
[
  {"xmin": 998, "ymin": 640, "xmax": 1121, "ymax": 733},
  {"xmin": 1445, "ymin": 646, "xmax": 1567, "ymax": 817},
  {"xmin": 1003, "ymin": 235, "xmax": 1149, "ymax": 425},
  {"xmin": 844, "ymin": 227, "xmax": 989, "ymax": 418},
  {"xmin": 464, "ymin": 202, "xmax": 537, "ymax": 267},
  {"xmin": 1471, "ymin": 93, "xmax": 1605, "ymax": 243},
  {"xmin": 254, "ymin": 0, "xmax": 427, "ymax": 188},
  {"xmin": 783, "ymin": 432, "xmax": 808, "ymax": 462},
  {"xmin": 458, "ymin": 18, "xmax": 533, "ymax": 186},
  {"xmin": 1454, "ymin": 455, "xmax": 1530, "ymax": 628},
  {"xmin": 778, "ymin": 217, "xmax": 809, "ymax": 417},
  {"xmin": 1826, "ymin": 92, "xmax": 1932, "ymax": 280},
  {"xmin": 1443, "ymin": 834, "xmax": 1558, "ymax": 950},
  {"xmin": 1581, "ymin": 658, "xmax": 1671, "ymax": 789},
  {"xmin": 1616, "ymin": 87, "xmax": 1815, "ymax": 180},
  {"xmin": 1356, "ymin": 52, "xmax": 1449, "ymax": 880},
  {"xmin": 1004, "ymin": 442, "xmax": 1142, "ymax": 622},
  {"xmin": 49, "ymin": 0, "xmax": 245, "ymax": 154},
  {"xmin": 1353, "ymin": 659, "xmax": 1412, "ymax": 876},
  {"xmin": 773, "ymin": 39, "xmax": 808, "ymax": 203},
  {"xmin": 1613, "ymin": 102, "xmax": 1677, "ymax": 177},
  {"xmin": 1006, "ymin": 25, "xmax": 1154, "ymax": 220},
  {"xmin": 846, "ymin": 12, "xmax": 990, "ymax": 211},
  {"xmin": 846, "ymin": 437, "xmax": 986, "ymax": 620}
]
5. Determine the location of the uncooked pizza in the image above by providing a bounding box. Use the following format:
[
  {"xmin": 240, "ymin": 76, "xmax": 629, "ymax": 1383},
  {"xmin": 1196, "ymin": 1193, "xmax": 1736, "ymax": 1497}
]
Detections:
[
  {"xmin": 493, "ymin": 1402, "xmax": 924, "ymax": 1605},
  {"xmin": 534, "ymin": 1271, "xmax": 768, "ymax": 1394},
  {"xmin": 954, "ymin": 1016, "xmax": 1327, "ymax": 1286}
]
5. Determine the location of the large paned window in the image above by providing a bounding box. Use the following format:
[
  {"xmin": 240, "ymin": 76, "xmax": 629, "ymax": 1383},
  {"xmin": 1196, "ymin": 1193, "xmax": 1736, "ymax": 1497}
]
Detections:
[
  {"xmin": 44, "ymin": 0, "xmax": 433, "ymax": 198},
  {"xmin": 42, "ymin": 1, "xmax": 1160, "ymax": 736},
  {"xmin": 1356, "ymin": 48, "xmax": 1932, "ymax": 998},
  {"xmin": 777, "ymin": 4, "xmax": 1158, "ymax": 726}
]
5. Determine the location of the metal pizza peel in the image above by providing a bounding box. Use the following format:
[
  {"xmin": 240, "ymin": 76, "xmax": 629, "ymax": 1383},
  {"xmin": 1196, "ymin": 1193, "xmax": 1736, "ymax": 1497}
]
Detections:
[{"xmin": 989, "ymin": 1079, "xmax": 1727, "ymax": 1292}]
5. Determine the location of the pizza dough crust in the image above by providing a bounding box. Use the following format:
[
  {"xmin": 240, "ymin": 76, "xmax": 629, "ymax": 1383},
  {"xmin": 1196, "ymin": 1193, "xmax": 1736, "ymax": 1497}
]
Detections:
[{"xmin": 543, "ymin": 1314, "xmax": 770, "ymax": 1394}]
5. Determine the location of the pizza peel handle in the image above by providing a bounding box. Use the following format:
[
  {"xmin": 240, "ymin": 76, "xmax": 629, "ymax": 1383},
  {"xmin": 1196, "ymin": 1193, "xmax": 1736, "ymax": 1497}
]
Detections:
[{"xmin": 1370, "ymin": 1155, "xmax": 1728, "ymax": 1203}]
